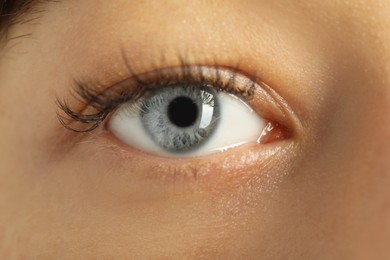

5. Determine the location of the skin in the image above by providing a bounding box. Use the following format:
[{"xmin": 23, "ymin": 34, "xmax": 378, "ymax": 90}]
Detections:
[{"xmin": 0, "ymin": 0, "xmax": 389, "ymax": 258}]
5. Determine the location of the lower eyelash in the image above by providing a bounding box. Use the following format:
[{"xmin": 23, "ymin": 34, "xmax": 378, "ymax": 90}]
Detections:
[{"xmin": 57, "ymin": 61, "xmax": 256, "ymax": 133}]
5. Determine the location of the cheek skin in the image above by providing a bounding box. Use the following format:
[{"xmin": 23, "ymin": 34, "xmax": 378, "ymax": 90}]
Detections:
[{"xmin": 0, "ymin": 140, "xmax": 296, "ymax": 258}]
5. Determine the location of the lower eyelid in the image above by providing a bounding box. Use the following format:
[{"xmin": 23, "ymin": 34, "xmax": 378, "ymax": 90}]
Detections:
[{"xmin": 92, "ymin": 130, "xmax": 294, "ymax": 185}]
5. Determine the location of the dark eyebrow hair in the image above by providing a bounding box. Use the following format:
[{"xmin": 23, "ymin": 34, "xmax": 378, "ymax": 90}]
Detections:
[{"xmin": 0, "ymin": 0, "xmax": 55, "ymax": 40}]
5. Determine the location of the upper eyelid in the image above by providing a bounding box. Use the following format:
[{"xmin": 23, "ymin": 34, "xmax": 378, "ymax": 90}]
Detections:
[
  {"xmin": 57, "ymin": 65, "xmax": 259, "ymax": 132},
  {"xmin": 57, "ymin": 61, "xmax": 301, "ymax": 141}
]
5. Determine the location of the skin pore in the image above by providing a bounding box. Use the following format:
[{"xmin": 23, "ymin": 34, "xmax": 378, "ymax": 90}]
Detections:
[{"xmin": 0, "ymin": 0, "xmax": 389, "ymax": 258}]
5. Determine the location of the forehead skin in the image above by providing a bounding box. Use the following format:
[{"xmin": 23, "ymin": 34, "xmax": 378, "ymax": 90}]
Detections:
[
  {"xmin": 33, "ymin": 0, "xmax": 390, "ymax": 117},
  {"xmin": 0, "ymin": 0, "xmax": 389, "ymax": 259}
]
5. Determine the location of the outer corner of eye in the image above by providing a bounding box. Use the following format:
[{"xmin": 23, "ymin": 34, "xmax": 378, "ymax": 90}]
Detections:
[{"xmin": 107, "ymin": 83, "xmax": 286, "ymax": 158}]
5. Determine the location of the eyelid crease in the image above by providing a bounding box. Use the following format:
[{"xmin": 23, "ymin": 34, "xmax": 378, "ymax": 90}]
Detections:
[{"xmin": 57, "ymin": 65, "xmax": 259, "ymax": 133}]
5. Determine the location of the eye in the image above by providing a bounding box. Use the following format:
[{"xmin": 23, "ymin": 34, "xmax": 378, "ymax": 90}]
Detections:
[
  {"xmin": 58, "ymin": 65, "xmax": 290, "ymax": 159},
  {"xmin": 108, "ymin": 83, "xmax": 265, "ymax": 157}
]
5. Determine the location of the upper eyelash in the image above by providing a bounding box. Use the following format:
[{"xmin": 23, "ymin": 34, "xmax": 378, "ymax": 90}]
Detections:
[
  {"xmin": 57, "ymin": 61, "xmax": 257, "ymax": 133},
  {"xmin": 57, "ymin": 81, "xmax": 146, "ymax": 132}
]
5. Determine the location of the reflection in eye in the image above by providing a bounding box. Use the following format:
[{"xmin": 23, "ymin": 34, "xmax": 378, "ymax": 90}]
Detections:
[{"xmin": 109, "ymin": 83, "xmax": 265, "ymax": 157}]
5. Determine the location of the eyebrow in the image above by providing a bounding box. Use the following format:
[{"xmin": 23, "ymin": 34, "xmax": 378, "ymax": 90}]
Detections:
[{"xmin": 0, "ymin": 0, "xmax": 54, "ymax": 39}]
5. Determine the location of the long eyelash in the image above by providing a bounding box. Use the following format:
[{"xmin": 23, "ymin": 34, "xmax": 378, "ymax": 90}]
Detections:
[
  {"xmin": 57, "ymin": 81, "xmax": 146, "ymax": 132},
  {"xmin": 57, "ymin": 56, "xmax": 256, "ymax": 133}
]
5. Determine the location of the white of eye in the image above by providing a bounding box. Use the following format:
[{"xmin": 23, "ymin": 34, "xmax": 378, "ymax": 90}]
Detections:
[{"xmin": 108, "ymin": 91, "xmax": 265, "ymax": 157}]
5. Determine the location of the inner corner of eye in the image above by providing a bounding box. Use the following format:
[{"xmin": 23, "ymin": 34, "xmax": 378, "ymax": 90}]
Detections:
[
  {"xmin": 257, "ymin": 121, "xmax": 291, "ymax": 145},
  {"xmin": 106, "ymin": 81, "xmax": 285, "ymax": 158}
]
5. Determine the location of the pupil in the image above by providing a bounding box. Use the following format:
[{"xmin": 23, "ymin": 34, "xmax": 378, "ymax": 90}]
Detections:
[{"xmin": 168, "ymin": 96, "xmax": 198, "ymax": 127}]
